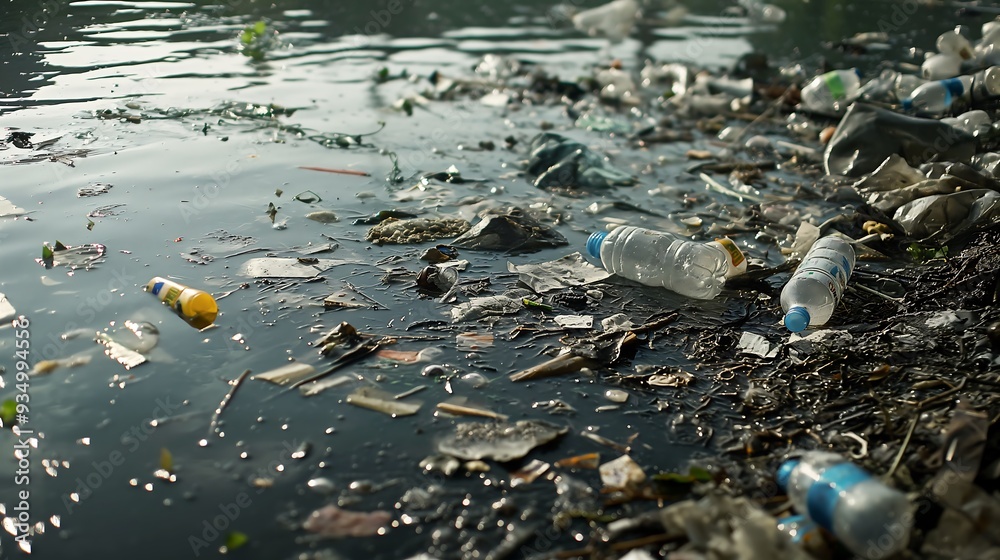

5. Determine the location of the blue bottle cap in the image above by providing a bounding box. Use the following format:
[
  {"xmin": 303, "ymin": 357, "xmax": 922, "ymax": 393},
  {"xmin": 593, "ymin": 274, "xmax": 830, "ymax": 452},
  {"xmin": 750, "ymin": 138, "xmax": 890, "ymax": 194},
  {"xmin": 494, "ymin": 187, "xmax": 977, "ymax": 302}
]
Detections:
[
  {"xmin": 853, "ymin": 68, "xmax": 862, "ymax": 79},
  {"xmin": 901, "ymin": 98, "xmax": 913, "ymax": 111},
  {"xmin": 587, "ymin": 230, "xmax": 608, "ymax": 259},
  {"xmin": 776, "ymin": 458, "xmax": 800, "ymax": 490},
  {"xmin": 784, "ymin": 306, "xmax": 810, "ymax": 332}
]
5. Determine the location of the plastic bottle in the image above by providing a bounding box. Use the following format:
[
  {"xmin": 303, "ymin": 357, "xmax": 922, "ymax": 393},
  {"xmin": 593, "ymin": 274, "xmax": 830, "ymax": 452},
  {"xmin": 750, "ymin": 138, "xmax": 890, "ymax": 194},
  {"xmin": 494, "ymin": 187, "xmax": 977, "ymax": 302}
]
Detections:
[
  {"xmin": 779, "ymin": 236, "xmax": 855, "ymax": 332},
  {"xmin": 777, "ymin": 451, "xmax": 912, "ymax": 559},
  {"xmin": 799, "ymin": 69, "xmax": 862, "ymax": 113},
  {"xmin": 921, "ymin": 52, "xmax": 962, "ymax": 80},
  {"xmin": 936, "ymin": 28, "xmax": 973, "ymax": 60},
  {"xmin": 941, "ymin": 109, "xmax": 992, "ymax": 137},
  {"xmin": 970, "ymin": 66, "xmax": 1000, "ymax": 104},
  {"xmin": 146, "ymin": 277, "xmax": 218, "ymax": 329},
  {"xmin": 901, "ymin": 75, "xmax": 973, "ymax": 115},
  {"xmin": 586, "ymin": 226, "xmax": 746, "ymax": 299}
]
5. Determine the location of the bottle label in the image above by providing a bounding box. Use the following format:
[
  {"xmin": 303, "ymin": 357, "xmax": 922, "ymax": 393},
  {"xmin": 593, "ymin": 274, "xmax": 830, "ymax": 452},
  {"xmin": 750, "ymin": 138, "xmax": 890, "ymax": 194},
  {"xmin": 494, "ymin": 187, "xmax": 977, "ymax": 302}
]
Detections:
[
  {"xmin": 714, "ymin": 237, "xmax": 745, "ymax": 268},
  {"xmin": 794, "ymin": 259, "xmax": 847, "ymax": 301},
  {"xmin": 823, "ymin": 71, "xmax": 847, "ymax": 100},
  {"xmin": 161, "ymin": 286, "xmax": 182, "ymax": 309},
  {"xmin": 806, "ymin": 462, "xmax": 870, "ymax": 532}
]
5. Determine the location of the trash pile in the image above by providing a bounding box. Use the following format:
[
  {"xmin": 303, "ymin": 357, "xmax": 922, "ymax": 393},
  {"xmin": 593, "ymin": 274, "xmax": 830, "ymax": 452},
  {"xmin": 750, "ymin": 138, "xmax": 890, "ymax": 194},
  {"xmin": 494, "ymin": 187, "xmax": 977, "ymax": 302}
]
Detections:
[{"xmin": 338, "ymin": 9, "xmax": 1000, "ymax": 559}]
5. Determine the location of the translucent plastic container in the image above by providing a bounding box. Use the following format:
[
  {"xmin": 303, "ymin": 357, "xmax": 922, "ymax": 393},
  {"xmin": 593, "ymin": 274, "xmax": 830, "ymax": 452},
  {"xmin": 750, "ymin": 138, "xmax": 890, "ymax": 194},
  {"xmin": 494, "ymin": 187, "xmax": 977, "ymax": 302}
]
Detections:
[
  {"xmin": 902, "ymin": 75, "xmax": 973, "ymax": 114},
  {"xmin": 778, "ymin": 451, "xmax": 912, "ymax": 559},
  {"xmin": 779, "ymin": 235, "xmax": 855, "ymax": 332},
  {"xmin": 799, "ymin": 69, "xmax": 862, "ymax": 113},
  {"xmin": 587, "ymin": 226, "xmax": 746, "ymax": 300}
]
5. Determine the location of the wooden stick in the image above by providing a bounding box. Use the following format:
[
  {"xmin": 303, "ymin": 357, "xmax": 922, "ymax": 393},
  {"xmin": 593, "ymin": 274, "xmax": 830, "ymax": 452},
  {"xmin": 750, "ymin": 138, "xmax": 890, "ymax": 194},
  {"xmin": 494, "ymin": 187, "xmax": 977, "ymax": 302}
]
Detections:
[
  {"xmin": 209, "ymin": 369, "xmax": 251, "ymax": 436},
  {"xmin": 298, "ymin": 166, "xmax": 370, "ymax": 176}
]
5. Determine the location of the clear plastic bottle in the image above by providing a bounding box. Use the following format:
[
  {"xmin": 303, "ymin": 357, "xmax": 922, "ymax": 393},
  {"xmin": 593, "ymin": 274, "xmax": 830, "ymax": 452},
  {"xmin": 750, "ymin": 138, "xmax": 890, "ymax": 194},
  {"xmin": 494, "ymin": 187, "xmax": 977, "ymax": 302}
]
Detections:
[
  {"xmin": 779, "ymin": 235, "xmax": 855, "ymax": 332},
  {"xmin": 799, "ymin": 69, "xmax": 862, "ymax": 113},
  {"xmin": 921, "ymin": 52, "xmax": 962, "ymax": 80},
  {"xmin": 901, "ymin": 75, "xmax": 973, "ymax": 115},
  {"xmin": 586, "ymin": 226, "xmax": 746, "ymax": 299},
  {"xmin": 941, "ymin": 109, "xmax": 992, "ymax": 137},
  {"xmin": 936, "ymin": 28, "xmax": 973, "ymax": 60},
  {"xmin": 777, "ymin": 451, "xmax": 912, "ymax": 559},
  {"xmin": 970, "ymin": 66, "xmax": 1000, "ymax": 104}
]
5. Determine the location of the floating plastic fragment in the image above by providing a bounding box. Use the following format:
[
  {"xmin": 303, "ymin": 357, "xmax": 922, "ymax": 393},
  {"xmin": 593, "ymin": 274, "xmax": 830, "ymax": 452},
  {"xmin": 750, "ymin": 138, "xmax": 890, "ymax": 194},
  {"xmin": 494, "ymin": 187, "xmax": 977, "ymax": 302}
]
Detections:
[
  {"xmin": 0, "ymin": 293, "xmax": 14, "ymax": 322},
  {"xmin": 599, "ymin": 454, "xmax": 646, "ymax": 489},
  {"xmin": 437, "ymin": 419, "xmax": 568, "ymax": 462},
  {"xmin": 346, "ymin": 386, "xmax": 421, "ymax": 417},
  {"xmin": 253, "ymin": 362, "xmax": 317, "ymax": 386},
  {"xmin": 239, "ymin": 257, "xmax": 346, "ymax": 278},
  {"xmin": 302, "ymin": 504, "xmax": 393, "ymax": 538}
]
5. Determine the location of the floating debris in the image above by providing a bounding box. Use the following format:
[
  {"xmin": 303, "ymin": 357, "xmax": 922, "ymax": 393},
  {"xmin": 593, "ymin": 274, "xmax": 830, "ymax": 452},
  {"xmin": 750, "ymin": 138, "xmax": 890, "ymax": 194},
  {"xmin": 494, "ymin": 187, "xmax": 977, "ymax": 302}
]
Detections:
[
  {"xmin": 507, "ymin": 252, "xmax": 610, "ymax": 293},
  {"xmin": 510, "ymin": 459, "xmax": 551, "ymax": 487},
  {"xmin": 437, "ymin": 419, "xmax": 568, "ymax": 462},
  {"xmin": 451, "ymin": 207, "xmax": 568, "ymax": 253},
  {"xmin": 302, "ymin": 504, "xmax": 393, "ymax": 538},
  {"xmin": 554, "ymin": 452, "xmax": 600, "ymax": 470},
  {"xmin": 0, "ymin": 293, "xmax": 15, "ymax": 322},
  {"xmin": 0, "ymin": 195, "xmax": 25, "ymax": 217},
  {"xmin": 435, "ymin": 397, "xmax": 508, "ymax": 421},
  {"xmin": 366, "ymin": 217, "xmax": 471, "ymax": 245},
  {"xmin": 239, "ymin": 257, "xmax": 347, "ymax": 278},
  {"xmin": 599, "ymin": 454, "xmax": 646, "ymax": 490},
  {"xmin": 253, "ymin": 362, "xmax": 317, "ymax": 386},
  {"xmin": 346, "ymin": 386, "xmax": 422, "ymax": 417},
  {"xmin": 77, "ymin": 183, "xmax": 113, "ymax": 197},
  {"xmin": 305, "ymin": 210, "xmax": 340, "ymax": 224}
]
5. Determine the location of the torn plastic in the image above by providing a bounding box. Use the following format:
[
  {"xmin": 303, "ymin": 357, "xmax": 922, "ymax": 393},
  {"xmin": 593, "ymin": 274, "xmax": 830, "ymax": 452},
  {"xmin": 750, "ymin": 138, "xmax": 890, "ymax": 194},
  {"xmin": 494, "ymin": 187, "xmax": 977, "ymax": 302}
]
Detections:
[
  {"xmin": 526, "ymin": 132, "xmax": 637, "ymax": 189},
  {"xmin": 894, "ymin": 188, "xmax": 1000, "ymax": 242},
  {"xmin": 824, "ymin": 103, "xmax": 976, "ymax": 177}
]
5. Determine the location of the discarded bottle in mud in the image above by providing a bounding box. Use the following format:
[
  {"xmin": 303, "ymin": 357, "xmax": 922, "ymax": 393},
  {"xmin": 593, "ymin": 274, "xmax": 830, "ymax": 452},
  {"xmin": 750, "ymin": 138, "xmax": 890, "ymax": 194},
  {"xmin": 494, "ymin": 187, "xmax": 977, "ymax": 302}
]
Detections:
[
  {"xmin": 799, "ymin": 69, "xmax": 861, "ymax": 113},
  {"xmin": 936, "ymin": 28, "xmax": 973, "ymax": 61},
  {"xmin": 779, "ymin": 235, "xmax": 855, "ymax": 332},
  {"xmin": 145, "ymin": 277, "xmax": 218, "ymax": 329},
  {"xmin": 902, "ymin": 75, "xmax": 974, "ymax": 114},
  {"xmin": 777, "ymin": 451, "xmax": 912, "ymax": 560},
  {"xmin": 586, "ymin": 226, "xmax": 746, "ymax": 300}
]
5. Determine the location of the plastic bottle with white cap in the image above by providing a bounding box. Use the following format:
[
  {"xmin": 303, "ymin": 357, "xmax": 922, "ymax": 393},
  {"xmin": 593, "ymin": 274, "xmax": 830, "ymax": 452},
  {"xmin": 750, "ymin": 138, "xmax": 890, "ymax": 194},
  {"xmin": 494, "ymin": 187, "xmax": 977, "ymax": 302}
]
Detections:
[{"xmin": 586, "ymin": 226, "xmax": 746, "ymax": 300}]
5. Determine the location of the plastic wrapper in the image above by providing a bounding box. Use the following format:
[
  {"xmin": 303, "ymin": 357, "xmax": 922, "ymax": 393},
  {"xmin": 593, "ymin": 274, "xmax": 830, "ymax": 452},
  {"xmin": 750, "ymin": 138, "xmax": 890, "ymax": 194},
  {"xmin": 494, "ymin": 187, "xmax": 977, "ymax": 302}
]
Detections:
[{"xmin": 824, "ymin": 103, "xmax": 976, "ymax": 177}]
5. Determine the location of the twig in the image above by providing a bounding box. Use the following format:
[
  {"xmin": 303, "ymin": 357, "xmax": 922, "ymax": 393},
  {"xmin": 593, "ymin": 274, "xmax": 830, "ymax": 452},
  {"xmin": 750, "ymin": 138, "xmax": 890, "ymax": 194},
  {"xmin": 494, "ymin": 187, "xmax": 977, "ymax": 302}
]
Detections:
[
  {"xmin": 298, "ymin": 166, "xmax": 371, "ymax": 176},
  {"xmin": 345, "ymin": 281, "xmax": 387, "ymax": 309},
  {"xmin": 209, "ymin": 369, "xmax": 251, "ymax": 436},
  {"xmin": 886, "ymin": 414, "xmax": 918, "ymax": 479}
]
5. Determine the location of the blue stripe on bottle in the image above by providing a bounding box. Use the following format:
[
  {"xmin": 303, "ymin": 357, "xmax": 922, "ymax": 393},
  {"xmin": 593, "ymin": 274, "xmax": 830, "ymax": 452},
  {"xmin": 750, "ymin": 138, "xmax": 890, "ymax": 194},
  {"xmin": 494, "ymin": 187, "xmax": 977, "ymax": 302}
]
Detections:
[
  {"xmin": 805, "ymin": 462, "xmax": 870, "ymax": 531},
  {"xmin": 942, "ymin": 77, "xmax": 965, "ymax": 97},
  {"xmin": 151, "ymin": 281, "xmax": 164, "ymax": 295}
]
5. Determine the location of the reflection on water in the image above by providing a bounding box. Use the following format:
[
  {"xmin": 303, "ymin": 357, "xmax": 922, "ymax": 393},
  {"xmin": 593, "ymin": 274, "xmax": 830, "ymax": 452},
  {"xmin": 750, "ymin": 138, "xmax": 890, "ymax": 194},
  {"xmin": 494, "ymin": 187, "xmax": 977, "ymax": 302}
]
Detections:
[{"xmin": 0, "ymin": 0, "xmax": 970, "ymax": 558}]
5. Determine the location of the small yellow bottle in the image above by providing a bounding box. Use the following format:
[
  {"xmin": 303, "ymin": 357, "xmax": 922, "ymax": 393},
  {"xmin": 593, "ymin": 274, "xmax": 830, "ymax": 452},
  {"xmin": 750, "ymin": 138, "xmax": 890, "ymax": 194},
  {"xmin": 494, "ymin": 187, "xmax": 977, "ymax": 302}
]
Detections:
[{"xmin": 145, "ymin": 277, "xmax": 218, "ymax": 329}]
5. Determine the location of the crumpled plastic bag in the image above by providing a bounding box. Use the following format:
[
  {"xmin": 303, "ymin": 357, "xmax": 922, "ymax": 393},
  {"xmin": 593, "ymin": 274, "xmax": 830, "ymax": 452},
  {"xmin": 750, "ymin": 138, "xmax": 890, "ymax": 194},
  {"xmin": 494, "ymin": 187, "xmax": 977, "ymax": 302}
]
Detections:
[
  {"xmin": 852, "ymin": 155, "xmax": 1000, "ymax": 222},
  {"xmin": 825, "ymin": 103, "xmax": 976, "ymax": 177},
  {"xmin": 659, "ymin": 493, "xmax": 813, "ymax": 560},
  {"xmin": 894, "ymin": 189, "xmax": 1000, "ymax": 241},
  {"xmin": 526, "ymin": 132, "xmax": 637, "ymax": 189}
]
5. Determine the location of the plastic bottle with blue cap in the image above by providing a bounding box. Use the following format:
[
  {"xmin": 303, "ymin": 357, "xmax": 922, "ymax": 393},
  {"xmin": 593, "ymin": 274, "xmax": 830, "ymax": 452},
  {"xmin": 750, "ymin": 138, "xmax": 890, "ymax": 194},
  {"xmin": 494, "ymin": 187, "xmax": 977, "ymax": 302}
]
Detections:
[
  {"xmin": 777, "ymin": 451, "xmax": 912, "ymax": 559},
  {"xmin": 779, "ymin": 235, "xmax": 855, "ymax": 333},
  {"xmin": 902, "ymin": 74, "xmax": 974, "ymax": 115},
  {"xmin": 586, "ymin": 226, "xmax": 746, "ymax": 300}
]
